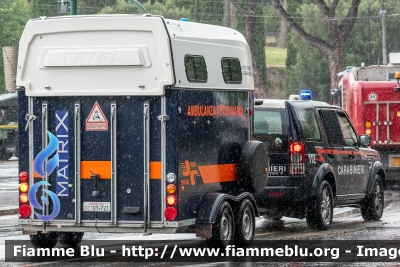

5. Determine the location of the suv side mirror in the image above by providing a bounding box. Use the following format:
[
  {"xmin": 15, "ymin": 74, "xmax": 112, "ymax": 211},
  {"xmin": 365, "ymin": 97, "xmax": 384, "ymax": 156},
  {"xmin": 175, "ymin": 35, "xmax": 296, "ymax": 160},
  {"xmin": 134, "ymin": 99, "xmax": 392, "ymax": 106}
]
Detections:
[{"xmin": 359, "ymin": 134, "xmax": 371, "ymax": 147}]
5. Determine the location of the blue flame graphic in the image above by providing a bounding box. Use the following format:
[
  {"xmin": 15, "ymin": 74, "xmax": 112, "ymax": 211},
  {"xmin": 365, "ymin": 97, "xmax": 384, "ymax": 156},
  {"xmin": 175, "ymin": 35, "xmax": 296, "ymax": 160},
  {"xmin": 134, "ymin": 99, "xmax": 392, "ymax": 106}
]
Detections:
[
  {"xmin": 28, "ymin": 181, "xmax": 60, "ymax": 221},
  {"xmin": 33, "ymin": 131, "xmax": 59, "ymax": 177},
  {"xmin": 28, "ymin": 131, "xmax": 61, "ymax": 221}
]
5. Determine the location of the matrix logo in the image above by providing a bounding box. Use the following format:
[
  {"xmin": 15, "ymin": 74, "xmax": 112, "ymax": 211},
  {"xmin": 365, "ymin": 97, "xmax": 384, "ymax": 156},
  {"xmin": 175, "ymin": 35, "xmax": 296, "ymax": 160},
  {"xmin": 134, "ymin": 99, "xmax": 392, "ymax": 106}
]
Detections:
[{"xmin": 28, "ymin": 131, "xmax": 60, "ymax": 221}]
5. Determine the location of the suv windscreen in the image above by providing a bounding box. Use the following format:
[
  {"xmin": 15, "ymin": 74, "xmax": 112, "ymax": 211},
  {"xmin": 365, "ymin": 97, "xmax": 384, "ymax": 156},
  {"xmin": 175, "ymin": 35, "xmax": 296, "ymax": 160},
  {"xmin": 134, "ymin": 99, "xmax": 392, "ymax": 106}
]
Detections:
[{"xmin": 253, "ymin": 108, "xmax": 288, "ymax": 153}]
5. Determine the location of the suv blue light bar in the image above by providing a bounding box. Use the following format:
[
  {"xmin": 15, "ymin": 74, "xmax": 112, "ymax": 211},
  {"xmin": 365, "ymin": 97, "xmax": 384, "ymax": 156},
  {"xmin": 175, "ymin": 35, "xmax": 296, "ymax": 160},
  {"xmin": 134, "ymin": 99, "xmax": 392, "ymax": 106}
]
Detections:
[{"xmin": 300, "ymin": 89, "xmax": 312, "ymax": 100}]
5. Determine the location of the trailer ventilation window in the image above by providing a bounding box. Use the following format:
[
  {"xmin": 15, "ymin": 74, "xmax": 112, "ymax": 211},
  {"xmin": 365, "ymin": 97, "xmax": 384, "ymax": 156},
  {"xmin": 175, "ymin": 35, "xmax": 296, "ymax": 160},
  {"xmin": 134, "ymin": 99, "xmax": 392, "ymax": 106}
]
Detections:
[
  {"xmin": 184, "ymin": 55, "xmax": 208, "ymax": 83},
  {"xmin": 221, "ymin": 57, "xmax": 242, "ymax": 84}
]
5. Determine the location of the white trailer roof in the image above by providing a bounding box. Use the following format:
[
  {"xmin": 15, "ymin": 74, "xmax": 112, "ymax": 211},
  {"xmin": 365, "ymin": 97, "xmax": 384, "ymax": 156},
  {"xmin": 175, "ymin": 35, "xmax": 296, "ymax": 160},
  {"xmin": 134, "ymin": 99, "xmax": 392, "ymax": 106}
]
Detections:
[
  {"xmin": 17, "ymin": 15, "xmax": 173, "ymax": 97},
  {"xmin": 16, "ymin": 15, "xmax": 253, "ymax": 97}
]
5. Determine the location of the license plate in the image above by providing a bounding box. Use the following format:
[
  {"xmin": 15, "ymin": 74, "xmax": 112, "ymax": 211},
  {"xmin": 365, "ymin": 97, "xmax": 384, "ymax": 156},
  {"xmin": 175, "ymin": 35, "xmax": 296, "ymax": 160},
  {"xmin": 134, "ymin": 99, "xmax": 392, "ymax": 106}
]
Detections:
[
  {"xmin": 83, "ymin": 202, "xmax": 111, "ymax": 212},
  {"xmin": 392, "ymin": 157, "xmax": 400, "ymax": 167}
]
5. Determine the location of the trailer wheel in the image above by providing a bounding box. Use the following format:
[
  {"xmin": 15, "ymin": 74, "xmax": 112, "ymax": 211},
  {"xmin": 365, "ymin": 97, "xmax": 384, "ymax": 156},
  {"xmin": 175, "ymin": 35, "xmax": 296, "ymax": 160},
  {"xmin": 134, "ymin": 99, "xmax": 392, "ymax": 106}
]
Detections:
[
  {"xmin": 234, "ymin": 199, "xmax": 255, "ymax": 246},
  {"xmin": 30, "ymin": 232, "xmax": 58, "ymax": 249},
  {"xmin": 207, "ymin": 201, "xmax": 234, "ymax": 247},
  {"xmin": 361, "ymin": 175, "xmax": 384, "ymax": 221},
  {"xmin": 59, "ymin": 232, "xmax": 84, "ymax": 247}
]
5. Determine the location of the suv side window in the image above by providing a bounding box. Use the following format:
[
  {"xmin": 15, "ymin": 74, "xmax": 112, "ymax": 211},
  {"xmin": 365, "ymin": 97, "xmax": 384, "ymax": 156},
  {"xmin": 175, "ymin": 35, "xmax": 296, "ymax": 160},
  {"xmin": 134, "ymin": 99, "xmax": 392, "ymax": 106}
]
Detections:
[
  {"xmin": 320, "ymin": 109, "xmax": 345, "ymax": 146},
  {"xmin": 337, "ymin": 112, "xmax": 358, "ymax": 146},
  {"xmin": 320, "ymin": 109, "xmax": 358, "ymax": 147},
  {"xmin": 297, "ymin": 109, "xmax": 321, "ymax": 141}
]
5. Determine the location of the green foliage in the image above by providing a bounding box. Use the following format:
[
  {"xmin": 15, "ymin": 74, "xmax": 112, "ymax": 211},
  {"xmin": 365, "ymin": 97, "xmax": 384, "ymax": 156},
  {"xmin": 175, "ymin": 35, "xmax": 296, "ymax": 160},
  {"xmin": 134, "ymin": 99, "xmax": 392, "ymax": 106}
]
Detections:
[
  {"xmin": 0, "ymin": 0, "xmax": 29, "ymax": 94},
  {"xmin": 263, "ymin": 3, "xmax": 281, "ymax": 39},
  {"xmin": 100, "ymin": 0, "xmax": 189, "ymax": 20},
  {"xmin": 29, "ymin": 0, "xmax": 58, "ymax": 18},
  {"xmin": 285, "ymin": 0, "xmax": 400, "ymax": 101},
  {"xmin": 79, "ymin": 0, "xmax": 117, "ymax": 15},
  {"xmin": 345, "ymin": 0, "xmax": 400, "ymax": 66}
]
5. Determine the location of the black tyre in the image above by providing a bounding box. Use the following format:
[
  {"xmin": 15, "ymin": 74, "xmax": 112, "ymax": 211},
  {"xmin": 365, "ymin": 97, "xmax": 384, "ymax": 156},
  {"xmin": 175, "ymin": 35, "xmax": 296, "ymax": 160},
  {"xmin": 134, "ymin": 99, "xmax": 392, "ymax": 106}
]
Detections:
[
  {"xmin": 207, "ymin": 201, "xmax": 234, "ymax": 247},
  {"xmin": 234, "ymin": 199, "xmax": 255, "ymax": 246},
  {"xmin": 30, "ymin": 232, "xmax": 58, "ymax": 249},
  {"xmin": 59, "ymin": 232, "xmax": 84, "ymax": 247},
  {"xmin": 361, "ymin": 175, "xmax": 384, "ymax": 221},
  {"xmin": 306, "ymin": 180, "xmax": 334, "ymax": 230}
]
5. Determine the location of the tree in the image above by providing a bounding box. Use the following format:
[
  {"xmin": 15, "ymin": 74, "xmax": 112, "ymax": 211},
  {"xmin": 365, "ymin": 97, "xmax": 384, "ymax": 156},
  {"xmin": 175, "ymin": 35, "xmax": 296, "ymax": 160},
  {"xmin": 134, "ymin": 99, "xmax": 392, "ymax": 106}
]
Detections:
[
  {"xmin": 29, "ymin": 0, "xmax": 58, "ymax": 18},
  {"xmin": 79, "ymin": 0, "xmax": 117, "ymax": 15},
  {"xmin": 230, "ymin": 0, "xmax": 268, "ymax": 97},
  {"xmin": 0, "ymin": 0, "xmax": 29, "ymax": 94},
  {"xmin": 100, "ymin": 0, "xmax": 189, "ymax": 20},
  {"xmin": 276, "ymin": 0, "xmax": 287, "ymax": 48},
  {"xmin": 271, "ymin": 0, "xmax": 361, "ymax": 90}
]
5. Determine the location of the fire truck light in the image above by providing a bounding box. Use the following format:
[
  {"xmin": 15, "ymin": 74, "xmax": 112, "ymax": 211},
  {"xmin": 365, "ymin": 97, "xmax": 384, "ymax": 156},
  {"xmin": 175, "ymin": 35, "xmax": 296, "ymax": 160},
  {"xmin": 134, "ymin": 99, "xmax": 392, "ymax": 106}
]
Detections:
[
  {"xmin": 365, "ymin": 121, "xmax": 372, "ymax": 128},
  {"xmin": 365, "ymin": 129, "xmax": 371, "ymax": 135}
]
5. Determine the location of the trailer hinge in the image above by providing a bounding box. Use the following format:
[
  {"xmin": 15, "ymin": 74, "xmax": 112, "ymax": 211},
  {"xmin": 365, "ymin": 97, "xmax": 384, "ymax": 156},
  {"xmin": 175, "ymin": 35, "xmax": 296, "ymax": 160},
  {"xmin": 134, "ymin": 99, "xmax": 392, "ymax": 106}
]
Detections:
[
  {"xmin": 157, "ymin": 114, "xmax": 170, "ymax": 122},
  {"xmin": 24, "ymin": 114, "xmax": 37, "ymax": 131}
]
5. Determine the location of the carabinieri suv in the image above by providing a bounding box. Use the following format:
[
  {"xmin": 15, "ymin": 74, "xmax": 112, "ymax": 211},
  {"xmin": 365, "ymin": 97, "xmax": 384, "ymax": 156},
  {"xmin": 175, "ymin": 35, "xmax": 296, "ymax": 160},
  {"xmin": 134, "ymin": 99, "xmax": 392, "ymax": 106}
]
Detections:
[{"xmin": 253, "ymin": 99, "xmax": 385, "ymax": 230}]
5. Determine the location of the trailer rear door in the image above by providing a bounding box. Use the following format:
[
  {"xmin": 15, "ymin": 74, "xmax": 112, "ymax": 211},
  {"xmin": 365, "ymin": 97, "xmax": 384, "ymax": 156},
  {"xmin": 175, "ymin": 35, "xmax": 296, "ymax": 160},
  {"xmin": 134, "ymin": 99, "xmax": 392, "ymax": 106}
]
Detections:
[{"xmin": 25, "ymin": 95, "xmax": 163, "ymax": 226}]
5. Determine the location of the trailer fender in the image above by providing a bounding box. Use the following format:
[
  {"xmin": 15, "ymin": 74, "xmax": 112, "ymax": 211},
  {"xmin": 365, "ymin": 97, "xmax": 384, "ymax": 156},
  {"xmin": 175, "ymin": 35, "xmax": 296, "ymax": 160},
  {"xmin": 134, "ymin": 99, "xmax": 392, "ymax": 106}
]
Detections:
[
  {"xmin": 195, "ymin": 192, "xmax": 258, "ymax": 238},
  {"xmin": 365, "ymin": 161, "xmax": 386, "ymax": 195},
  {"xmin": 310, "ymin": 163, "xmax": 337, "ymax": 198}
]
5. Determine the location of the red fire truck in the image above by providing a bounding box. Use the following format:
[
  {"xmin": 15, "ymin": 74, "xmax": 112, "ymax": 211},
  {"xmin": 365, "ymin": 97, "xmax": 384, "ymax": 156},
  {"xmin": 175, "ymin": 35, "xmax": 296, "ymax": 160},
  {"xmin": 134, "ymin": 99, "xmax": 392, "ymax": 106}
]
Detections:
[{"xmin": 332, "ymin": 54, "xmax": 400, "ymax": 181}]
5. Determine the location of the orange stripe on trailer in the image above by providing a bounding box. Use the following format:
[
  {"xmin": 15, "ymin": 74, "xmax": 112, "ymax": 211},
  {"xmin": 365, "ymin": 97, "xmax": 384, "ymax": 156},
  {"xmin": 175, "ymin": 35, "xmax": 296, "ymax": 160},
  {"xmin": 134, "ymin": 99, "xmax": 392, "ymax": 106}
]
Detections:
[
  {"xmin": 81, "ymin": 161, "xmax": 111, "ymax": 179},
  {"xmin": 34, "ymin": 170, "xmax": 41, "ymax": 178},
  {"xmin": 35, "ymin": 161, "xmax": 162, "ymax": 179},
  {"xmin": 150, "ymin": 161, "xmax": 162, "ymax": 180},
  {"xmin": 198, "ymin": 164, "xmax": 236, "ymax": 184}
]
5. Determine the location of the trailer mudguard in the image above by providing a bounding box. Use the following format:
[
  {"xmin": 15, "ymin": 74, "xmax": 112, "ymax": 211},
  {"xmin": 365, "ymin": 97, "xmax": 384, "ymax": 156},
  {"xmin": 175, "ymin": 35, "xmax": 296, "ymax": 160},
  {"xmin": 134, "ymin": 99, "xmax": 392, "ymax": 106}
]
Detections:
[
  {"xmin": 310, "ymin": 163, "xmax": 337, "ymax": 197},
  {"xmin": 365, "ymin": 161, "xmax": 386, "ymax": 195},
  {"xmin": 195, "ymin": 191, "xmax": 258, "ymax": 238},
  {"xmin": 195, "ymin": 192, "xmax": 258, "ymax": 225}
]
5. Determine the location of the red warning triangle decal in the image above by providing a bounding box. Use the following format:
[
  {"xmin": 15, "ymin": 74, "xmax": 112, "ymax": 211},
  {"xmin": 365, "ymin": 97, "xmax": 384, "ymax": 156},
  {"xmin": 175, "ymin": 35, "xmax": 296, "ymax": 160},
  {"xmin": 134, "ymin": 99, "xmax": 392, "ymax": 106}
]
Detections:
[{"xmin": 86, "ymin": 102, "xmax": 108, "ymax": 131}]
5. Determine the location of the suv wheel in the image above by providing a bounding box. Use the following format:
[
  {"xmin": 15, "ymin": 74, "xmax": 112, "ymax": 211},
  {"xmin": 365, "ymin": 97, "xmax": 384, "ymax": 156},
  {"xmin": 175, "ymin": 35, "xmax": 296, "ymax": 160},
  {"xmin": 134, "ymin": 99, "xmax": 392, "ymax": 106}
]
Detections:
[
  {"xmin": 361, "ymin": 175, "xmax": 384, "ymax": 221},
  {"xmin": 306, "ymin": 180, "xmax": 333, "ymax": 230}
]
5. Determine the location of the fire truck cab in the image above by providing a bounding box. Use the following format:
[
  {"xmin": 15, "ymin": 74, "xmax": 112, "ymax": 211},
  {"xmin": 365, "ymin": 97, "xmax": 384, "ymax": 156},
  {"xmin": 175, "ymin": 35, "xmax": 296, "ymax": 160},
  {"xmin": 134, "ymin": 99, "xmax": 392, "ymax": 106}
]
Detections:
[{"xmin": 16, "ymin": 15, "xmax": 269, "ymax": 248}]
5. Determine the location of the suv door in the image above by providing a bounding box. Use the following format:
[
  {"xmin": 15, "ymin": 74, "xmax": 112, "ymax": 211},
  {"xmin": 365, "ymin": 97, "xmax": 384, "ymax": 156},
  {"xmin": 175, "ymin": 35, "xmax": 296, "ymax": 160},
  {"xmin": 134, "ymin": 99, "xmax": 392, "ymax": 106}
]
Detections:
[
  {"xmin": 336, "ymin": 111, "xmax": 368, "ymax": 198},
  {"xmin": 319, "ymin": 109, "xmax": 354, "ymax": 201}
]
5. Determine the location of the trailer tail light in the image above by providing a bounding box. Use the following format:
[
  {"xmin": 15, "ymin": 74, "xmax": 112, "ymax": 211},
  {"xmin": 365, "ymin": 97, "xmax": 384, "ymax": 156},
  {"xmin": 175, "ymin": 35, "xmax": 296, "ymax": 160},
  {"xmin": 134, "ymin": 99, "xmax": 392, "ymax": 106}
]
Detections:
[
  {"xmin": 19, "ymin": 171, "xmax": 29, "ymax": 183},
  {"xmin": 164, "ymin": 207, "xmax": 177, "ymax": 221},
  {"xmin": 19, "ymin": 183, "xmax": 29, "ymax": 193},
  {"xmin": 19, "ymin": 204, "xmax": 31, "ymax": 218},
  {"xmin": 165, "ymin": 173, "xmax": 177, "ymax": 221},
  {"xmin": 289, "ymin": 141, "xmax": 305, "ymax": 175},
  {"xmin": 166, "ymin": 184, "xmax": 176, "ymax": 194},
  {"xmin": 19, "ymin": 171, "xmax": 31, "ymax": 218},
  {"xmin": 19, "ymin": 193, "xmax": 29, "ymax": 204},
  {"xmin": 166, "ymin": 195, "xmax": 177, "ymax": 206}
]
